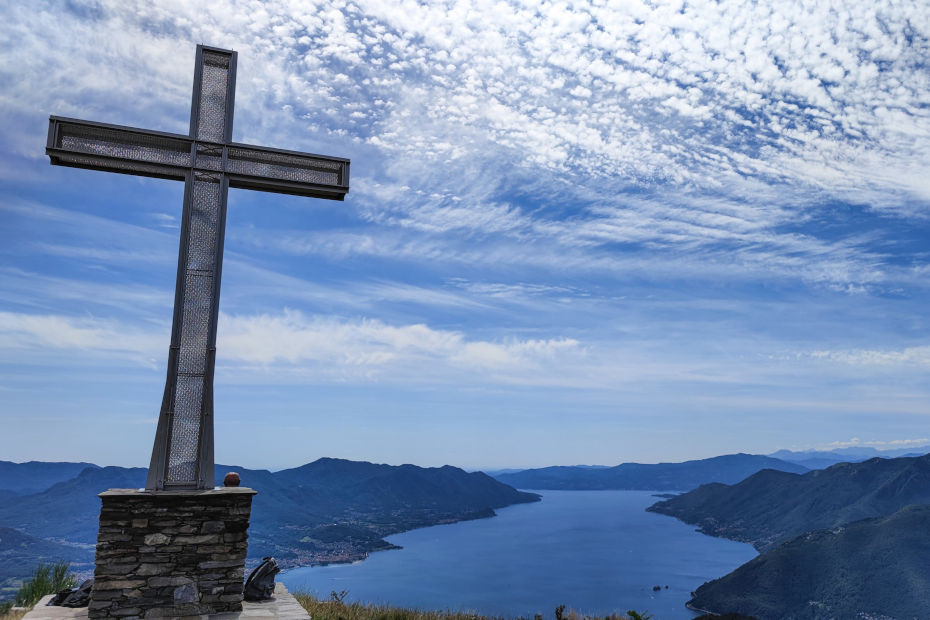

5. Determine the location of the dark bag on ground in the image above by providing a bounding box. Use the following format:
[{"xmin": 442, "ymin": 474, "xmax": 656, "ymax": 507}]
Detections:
[
  {"xmin": 48, "ymin": 579, "xmax": 93, "ymax": 607},
  {"xmin": 244, "ymin": 557, "xmax": 280, "ymax": 601}
]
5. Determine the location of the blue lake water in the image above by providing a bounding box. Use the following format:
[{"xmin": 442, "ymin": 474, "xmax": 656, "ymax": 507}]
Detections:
[{"xmin": 280, "ymin": 490, "xmax": 757, "ymax": 619}]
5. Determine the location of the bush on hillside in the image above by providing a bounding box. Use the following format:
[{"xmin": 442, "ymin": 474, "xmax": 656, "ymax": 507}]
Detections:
[{"xmin": 14, "ymin": 561, "xmax": 75, "ymax": 608}]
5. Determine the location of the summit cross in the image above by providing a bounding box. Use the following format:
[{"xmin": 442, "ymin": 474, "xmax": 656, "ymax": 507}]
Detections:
[{"xmin": 46, "ymin": 45, "xmax": 350, "ymax": 490}]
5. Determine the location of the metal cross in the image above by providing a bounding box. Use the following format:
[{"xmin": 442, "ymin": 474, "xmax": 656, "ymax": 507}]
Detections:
[{"xmin": 46, "ymin": 45, "xmax": 350, "ymax": 490}]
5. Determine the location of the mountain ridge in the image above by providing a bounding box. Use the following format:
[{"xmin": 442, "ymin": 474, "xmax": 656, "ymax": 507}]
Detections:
[
  {"xmin": 768, "ymin": 445, "xmax": 930, "ymax": 470},
  {"xmin": 493, "ymin": 453, "xmax": 808, "ymax": 491},
  {"xmin": 0, "ymin": 461, "xmax": 101, "ymax": 495},
  {"xmin": 687, "ymin": 504, "xmax": 930, "ymax": 618},
  {"xmin": 647, "ymin": 453, "xmax": 930, "ymax": 551},
  {"xmin": 0, "ymin": 457, "xmax": 539, "ymax": 590}
]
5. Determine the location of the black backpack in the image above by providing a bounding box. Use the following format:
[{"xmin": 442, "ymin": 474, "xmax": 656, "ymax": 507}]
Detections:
[
  {"xmin": 48, "ymin": 579, "xmax": 93, "ymax": 607},
  {"xmin": 244, "ymin": 557, "xmax": 280, "ymax": 601}
]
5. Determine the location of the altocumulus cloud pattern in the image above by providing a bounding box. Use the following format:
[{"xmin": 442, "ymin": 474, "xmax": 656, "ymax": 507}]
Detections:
[{"xmin": 0, "ymin": 0, "xmax": 928, "ymax": 467}]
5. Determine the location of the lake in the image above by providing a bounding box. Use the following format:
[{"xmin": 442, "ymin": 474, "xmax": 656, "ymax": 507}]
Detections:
[{"xmin": 280, "ymin": 490, "xmax": 757, "ymax": 618}]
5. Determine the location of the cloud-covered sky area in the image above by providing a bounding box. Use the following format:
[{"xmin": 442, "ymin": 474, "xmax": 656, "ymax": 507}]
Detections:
[{"xmin": 1, "ymin": 0, "xmax": 928, "ymax": 469}]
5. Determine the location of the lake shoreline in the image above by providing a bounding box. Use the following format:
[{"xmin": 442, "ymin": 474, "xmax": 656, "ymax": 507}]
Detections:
[{"xmin": 281, "ymin": 490, "xmax": 757, "ymax": 619}]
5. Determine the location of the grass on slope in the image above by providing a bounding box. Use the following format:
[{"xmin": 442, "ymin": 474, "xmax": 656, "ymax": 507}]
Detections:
[
  {"xmin": 0, "ymin": 609, "xmax": 26, "ymax": 620},
  {"xmin": 293, "ymin": 591, "xmax": 652, "ymax": 620}
]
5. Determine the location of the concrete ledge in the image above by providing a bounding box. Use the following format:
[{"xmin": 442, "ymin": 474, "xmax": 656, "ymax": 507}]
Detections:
[{"xmin": 25, "ymin": 583, "xmax": 309, "ymax": 619}]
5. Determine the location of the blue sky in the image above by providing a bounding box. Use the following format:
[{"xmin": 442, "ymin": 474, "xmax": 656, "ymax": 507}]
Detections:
[{"xmin": 1, "ymin": 0, "xmax": 928, "ymax": 470}]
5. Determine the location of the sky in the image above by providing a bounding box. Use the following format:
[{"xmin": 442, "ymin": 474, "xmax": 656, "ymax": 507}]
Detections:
[{"xmin": 0, "ymin": 0, "xmax": 928, "ymax": 471}]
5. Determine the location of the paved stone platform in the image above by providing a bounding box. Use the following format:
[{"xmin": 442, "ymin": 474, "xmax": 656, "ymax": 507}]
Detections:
[{"xmin": 23, "ymin": 583, "xmax": 309, "ymax": 620}]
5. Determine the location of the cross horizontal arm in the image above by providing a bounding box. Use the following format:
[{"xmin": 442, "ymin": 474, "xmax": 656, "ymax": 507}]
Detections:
[
  {"xmin": 47, "ymin": 116, "xmax": 350, "ymax": 201},
  {"xmin": 225, "ymin": 143, "xmax": 349, "ymax": 200},
  {"xmin": 47, "ymin": 117, "xmax": 191, "ymax": 181}
]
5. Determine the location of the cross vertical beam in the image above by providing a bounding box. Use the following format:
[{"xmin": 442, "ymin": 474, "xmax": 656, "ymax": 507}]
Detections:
[
  {"xmin": 46, "ymin": 45, "xmax": 350, "ymax": 491},
  {"xmin": 148, "ymin": 46, "xmax": 237, "ymax": 490}
]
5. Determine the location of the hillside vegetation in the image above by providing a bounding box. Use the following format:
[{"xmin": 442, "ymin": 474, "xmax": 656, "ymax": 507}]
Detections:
[
  {"xmin": 688, "ymin": 504, "xmax": 930, "ymax": 618},
  {"xmin": 648, "ymin": 453, "xmax": 930, "ymax": 550},
  {"xmin": 0, "ymin": 458, "xmax": 539, "ymax": 588},
  {"xmin": 0, "ymin": 528, "xmax": 92, "ymax": 599}
]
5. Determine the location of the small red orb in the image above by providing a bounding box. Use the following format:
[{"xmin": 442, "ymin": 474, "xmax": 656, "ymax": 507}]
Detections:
[{"xmin": 223, "ymin": 471, "xmax": 241, "ymax": 487}]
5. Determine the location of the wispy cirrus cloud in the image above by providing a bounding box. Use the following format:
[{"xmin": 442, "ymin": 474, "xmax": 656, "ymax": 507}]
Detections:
[
  {"xmin": 821, "ymin": 437, "xmax": 930, "ymax": 450},
  {"xmin": 0, "ymin": 310, "xmax": 165, "ymax": 365},
  {"xmin": 1, "ymin": 306, "xmax": 927, "ymax": 394},
  {"xmin": 809, "ymin": 346, "xmax": 930, "ymax": 367},
  {"xmin": 0, "ymin": 307, "xmax": 590, "ymax": 386}
]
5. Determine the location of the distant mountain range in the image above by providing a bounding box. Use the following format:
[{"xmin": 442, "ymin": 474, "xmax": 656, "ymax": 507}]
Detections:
[
  {"xmin": 492, "ymin": 454, "xmax": 809, "ymax": 491},
  {"xmin": 688, "ymin": 504, "xmax": 930, "ymax": 619},
  {"xmin": 6, "ymin": 450, "xmax": 930, "ymax": 614},
  {"xmin": 0, "ymin": 466, "xmax": 147, "ymax": 543},
  {"xmin": 649, "ymin": 454, "xmax": 930, "ymax": 618},
  {"xmin": 0, "ymin": 461, "xmax": 100, "ymax": 495},
  {"xmin": 0, "ymin": 458, "xmax": 539, "ymax": 591},
  {"xmin": 768, "ymin": 445, "xmax": 930, "ymax": 470}
]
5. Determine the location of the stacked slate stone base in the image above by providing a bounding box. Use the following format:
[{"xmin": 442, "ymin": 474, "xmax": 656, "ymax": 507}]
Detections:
[{"xmin": 89, "ymin": 487, "xmax": 256, "ymax": 618}]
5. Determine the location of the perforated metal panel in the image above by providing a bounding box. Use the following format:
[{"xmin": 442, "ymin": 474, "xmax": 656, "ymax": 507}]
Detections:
[
  {"xmin": 50, "ymin": 154, "xmax": 184, "ymax": 179},
  {"xmin": 185, "ymin": 177, "xmax": 221, "ymax": 270},
  {"xmin": 177, "ymin": 274, "xmax": 212, "ymax": 375},
  {"xmin": 167, "ymin": 374, "xmax": 204, "ymax": 484},
  {"xmin": 195, "ymin": 52, "xmax": 230, "ymax": 142},
  {"xmin": 163, "ymin": 173, "xmax": 223, "ymax": 485},
  {"xmin": 50, "ymin": 121, "xmax": 191, "ymax": 180},
  {"xmin": 57, "ymin": 122, "xmax": 191, "ymax": 165},
  {"xmin": 227, "ymin": 146, "xmax": 343, "ymax": 185},
  {"xmin": 195, "ymin": 144, "xmax": 224, "ymax": 171}
]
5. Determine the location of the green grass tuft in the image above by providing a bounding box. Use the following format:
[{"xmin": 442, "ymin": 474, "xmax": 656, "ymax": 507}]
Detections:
[
  {"xmin": 12, "ymin": 561, "xmax": 76, "ymax": 609},
  {"xmin": 293, "ymin": 591, "xmax": 647, "ymax": 620}
]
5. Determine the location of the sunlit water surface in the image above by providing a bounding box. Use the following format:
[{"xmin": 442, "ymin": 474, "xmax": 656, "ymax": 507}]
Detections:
[{"xmin": 280, "ymin": 490, "xmax": 756, "ymax": 619}]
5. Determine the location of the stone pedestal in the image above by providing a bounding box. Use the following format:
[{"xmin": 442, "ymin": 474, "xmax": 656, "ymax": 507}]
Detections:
[{"xmin": 89, "ymin": 487, "xmax": 256, "ymax": 618}]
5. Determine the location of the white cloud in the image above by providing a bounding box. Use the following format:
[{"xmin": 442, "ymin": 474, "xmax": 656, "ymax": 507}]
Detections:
[
  {"xmin": 0, "ymin": 311, "xmax": 163, "ymax": 359},
  {"xmin": 218, "ymin": 309, "xmax": 588, "ymax": 384},
  {"xmin": 1, "ymin": 0, "xmax": 926, "ymax": 296},
  {"xmin": 0, "ymin": 307, "xmax": 589, "ymax": 385},
  {"xmin": 822, "ymin": 437, "xmax": 930, "ymax": 450},
  {"xmin": 4, "ymin": 0, "xmax": 928, "ymax": 199},
  {"xmin": 809, "ymin": 346, "xmax": 930, "ymax": 367}
]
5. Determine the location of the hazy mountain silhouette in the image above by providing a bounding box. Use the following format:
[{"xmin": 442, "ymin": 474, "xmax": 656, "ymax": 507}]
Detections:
[
  {"xmin": 493, "ymin": 454, "xmax": 808, "ymax": 491},
  {"xmin": 0, "ymin": 466, "xmax": 146, "ymax": 542},
  {"xmin": 768, "ymin": 445, "xmax": 930, "ymax": 470},
  {"xmin": 0, "ymin": 461, "xmax": 101, "ymax": 495}
]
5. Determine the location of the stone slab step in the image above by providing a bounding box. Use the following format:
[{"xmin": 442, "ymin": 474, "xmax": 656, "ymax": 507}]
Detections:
[{"xmin": 22, "ymin": 583, "xmax": 309, "ymax": 620}]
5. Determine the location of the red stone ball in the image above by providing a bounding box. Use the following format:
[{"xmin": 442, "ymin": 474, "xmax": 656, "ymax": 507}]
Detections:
[{"xmin": 223, "ymin": 471, "xmax": 241, "ymax": 487}]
